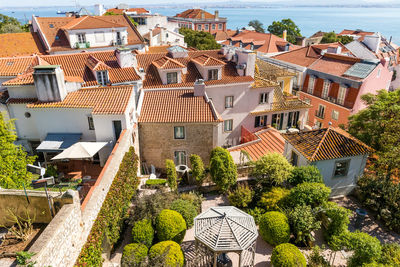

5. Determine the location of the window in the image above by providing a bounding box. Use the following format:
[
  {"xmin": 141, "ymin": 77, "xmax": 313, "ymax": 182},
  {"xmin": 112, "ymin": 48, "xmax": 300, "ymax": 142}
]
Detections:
[
  {"xmin": 322, "ymin": 80, "xmax": 330, "ymax": 99},
  {"xmin": 224, "ymin": 119, "xmax": 233, "ymax": 132},
  {"xmin": 96, "ymin": 70, "xmax": 108, "ymax": 85},
  {"xmin": 77, "ymin": 33, "xmax": 86, "ymax": 43},
  {"xmin": 254, "ymin": 115, "xmax": 268, "ymax": 127},
  {"xmin": 239, "ymin": 42, "xmax": 243, "ymax": 48},
  {"xmin": 377, "ymin": 69, "xmax": 381, "ymax": 78},
  {"xmin": 316, "ymin": 104, "xmax": 325, "ymax": 119},
  {"xmin": 24, "ymin": 112, "xmax": 31, "ymax": 118},
  {"xmin": 259, "ymin": 92, "xmax": 269, "ymax": 104},
  {"xmin": 167, "ymin": 72, "xmax": 178, "ymax": 84},
  {"xmin": 208, "ymin": 69, "xmax": 218, "ymax": 80},
  {"xmin": 205, "ymin": 24, "xmax": 209, "ymax": 30},
  {"xmin": 287, "ymin": 111, "xmax": 300, "ymax": 128},
  {"xmin": 116, "ymin": 32, "xmax": 122, "ymax": 45},
  {"xmin": 197, "ymin": 24, "xmax": 202, "ymax": 30},
  {"xmin": 174, "ymin": 151, "xmax": 187, "ymax": 165},
  {"xmin": 291, "ymin": 151, "xmax": 298, "ymax": 166},
  {"xmin": 333, "ymin": 160, "xmax": 350, "ymax": 177},
  {"xmin": 338, "ymin": 85, "xmax": 347, "ymax": 105},
  {"xmin": 212, "ymin": 24, "xmax": 216, "ymax": 30},
  {"xmin": 304, "ymin": 98, "xmax": 311, "ymax": 105},
  {"xmin": 94, "ymin": 31, "xmax": 105, "ymax": 43},
  {"xmin": 271, "ymin": 113, "xmax": 284, "ymax": 130},
  {"xmin": 49, "ymin": 24, "xmax": 54, "ymax": 28},
  {"xmin": 315, "ymin": 120, "xmax": 322, "ymax": 128},
  {"xmin": 55, "ymin": 35, "xmax": 60, "ymax": 40},
  {"xmin": 250, "ymin": 44, "xmax": 254, "ymax": 50},
  {"xmin": 218, "ymin": 23, "xmax": 222, "ymax": 30},
  {"xmin": 174, "ymin": 126, "xmax": 185, "ymax": 139},
  {"xmin": 88, "ymin": 116, "xmax": 95, "ymax": 130},
  {"xmin": 279, "ymin": 81, "xmax": 284, "ymax": 91},
  {"xmin": 308, "ymin": 76, "xmax": 315, "ymax": 94},
  {"xmin": 332, "ymin": 110, "xmax": 339, "ymax": 120},
  {"xmin": 225, "ymin": 96, "xmax": 234, "ymax": 108}
]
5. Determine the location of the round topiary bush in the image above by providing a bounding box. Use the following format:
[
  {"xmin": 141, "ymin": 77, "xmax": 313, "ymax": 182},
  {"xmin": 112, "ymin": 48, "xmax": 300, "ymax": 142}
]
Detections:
[
  {"xmin": 288, "ymin": 166, "xmax": 323, "ymax": 186},
  {"xmin": 259, "ymin": 211, "xmax": 290, "ymax": 246},
  {"xmin": 148, "ymin": 241, "xmax": 184, "ymax": 267},
  {"xmin": 121, "ymin": 243, "xmax": 148, "ymax": 267},
  {"xmin": 271, "ymin": 243, "xmax": 306, "ymax": 267},
  {"xmin": 170, "ymin": 199, "xmax": 198, "ymax": 228},
  {"xmin": 131, "ymin": 218, "xmax": 154, "ymax": 248},
  {"xmin": 287, "ymin": 182, "xmax": 331, "ymax": 208},
  {"xmin": 156, "ymin": 209, "xmax": 187, "ymax": 244}
]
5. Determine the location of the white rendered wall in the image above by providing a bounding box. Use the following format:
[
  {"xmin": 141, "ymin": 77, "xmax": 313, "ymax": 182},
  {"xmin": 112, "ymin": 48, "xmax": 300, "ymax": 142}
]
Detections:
[
  {"xmin": 8, "ymin": 85, "xmax": 37, "ymax": 99},
  {"xmin": 67, "ymin": 28, "xmax": 128, "ymax": 48}
]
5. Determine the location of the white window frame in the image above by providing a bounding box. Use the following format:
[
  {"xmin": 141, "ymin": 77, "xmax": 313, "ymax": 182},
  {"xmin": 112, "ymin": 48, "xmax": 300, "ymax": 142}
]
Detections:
[
  {"xmin": 96, "ymin": 70, "xmax": 108, "ymax": 86},
  {"xmin": 174, "ymin": 126, "xmax": 185, "ymax": 139},
  {"xmin": 338, "ymin": 85, "xmax": 347, "ymax": 105},
  {"xmin": 77, "ymin": 33, "xmax": 86, "ymax": 43},
  {"xmin": 87, "ymin": 116, "xmax": 95, "ymax": 130},
  {"xmin": 321, "ymin": 80, "xmax": 330, "ymax": 99},
  {"xmin": 316, "ymin": 104, "xmax": 326, "ymax": 119},
  {"xmin": 332, "ymin": 110, "xmax": 339, "ymax": 121},
  {"xmin": 167, "ymin": 72, "xmax": 178, "ymax": 84},
  {"xmin": 212, "ymin": 24, "xmax": 216, "ymax": 30},
  {"xmin": 197, "ymin": 24, "xmax": 202, "ymax": 30},
  {"xmin": 225, "ymin": 96, "xmax": 234, "ymax": 109},
  {"xmin": 308, "ymin": 76, "xmax": 315, "ymax": 94},
  {"xmin": 208, "ymin": 69, "xmax": 218, "ymax": 80},
  {"xmin": 333, "ymin": 159, "xmax": 350, "ymax": 178},
  {"xmin": 174, "ymin": 151, "xmax": 187, "ymax": 165},
  {"xmin": 94, "ymin": 31, "xmax": 105, "ymax": 43},
  {"xmin": 224, "ymin": 119, "xmax": 233, "ymax": 132},
  {"xmin": 259, "ymin": 92, "xmax": 269, "ymax": 104},
  {"xmin": 255, "ymin": 115, "xmax": 268, "ymax": 127},
  {"xmin": 205, "ymin": 24, "xmax": 209, "ymax": 30},
  {"xmin": 218, "ymin": 23, "xmax": 222, "ymax": 30}
]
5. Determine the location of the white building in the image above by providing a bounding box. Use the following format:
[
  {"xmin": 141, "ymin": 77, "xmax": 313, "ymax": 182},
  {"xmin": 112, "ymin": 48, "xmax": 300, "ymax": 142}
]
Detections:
[{"xmin": 143, "ymin": 27, "xmax": 185, "ymax": 47}]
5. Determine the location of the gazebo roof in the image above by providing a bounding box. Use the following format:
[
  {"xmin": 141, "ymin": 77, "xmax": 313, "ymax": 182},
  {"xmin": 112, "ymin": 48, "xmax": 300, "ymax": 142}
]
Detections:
[{"xmin": 194, "ymin": 206, "xmax": 258, "ymax": 252}]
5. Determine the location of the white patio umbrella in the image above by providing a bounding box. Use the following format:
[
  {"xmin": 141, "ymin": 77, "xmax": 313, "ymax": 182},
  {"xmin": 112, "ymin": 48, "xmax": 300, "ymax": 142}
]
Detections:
[{"xmin": 51, "ymin": 142, "xmax": 108, "ymax": 160}]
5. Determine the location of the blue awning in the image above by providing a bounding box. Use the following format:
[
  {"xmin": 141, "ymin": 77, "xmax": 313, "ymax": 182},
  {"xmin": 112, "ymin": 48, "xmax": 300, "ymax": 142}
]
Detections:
[{"xmin": 36, "ymin": 133, "xmax": 82, "ymax": 153}]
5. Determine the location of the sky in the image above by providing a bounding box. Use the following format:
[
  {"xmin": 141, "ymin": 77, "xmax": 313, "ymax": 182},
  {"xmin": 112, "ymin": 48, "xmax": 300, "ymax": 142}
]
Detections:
[{"xmin": 0, "ymin": 0, "xmax": 398, "ymax": 8}]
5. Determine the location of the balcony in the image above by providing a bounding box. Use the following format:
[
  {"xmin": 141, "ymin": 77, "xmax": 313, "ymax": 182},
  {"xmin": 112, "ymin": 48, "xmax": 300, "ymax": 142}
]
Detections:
[
  {"xmin": 75, "ymin": 42, "xmax": 90, "ymax": 49},
  {"xmin": 315, "ymin": 110, "xmax": 325, "ymax": 119}
]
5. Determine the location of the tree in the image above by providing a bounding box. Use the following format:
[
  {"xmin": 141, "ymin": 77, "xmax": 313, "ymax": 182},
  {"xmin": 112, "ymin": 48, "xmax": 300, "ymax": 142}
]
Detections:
[
  {"xmin": 250, "ymin": 152, "xmax": 294, "ymax": 185},
  {"xmin": 0, "ymin": 14, "xmax": 28, "ymax": 33},
  {"xmin": 165, "ymin": 159, "xmax": 177, "ymax": 191},
  {"xmin": 248, "ymin": 20, "xmax": 265, "ymax": 33},
  {"xmin": 0, "ymin": 113, "xmax": 35, "ymax": 189},
  {"xmin": 338, "ymin": 35, "xmax": 354, "ymax": 45},
  {"xmin": 321, "ymin": 31, "xmax": 354, "ymax": 45},
  {"xmin": 347, "ymin": 90, "xmax": 400, "ymax": 177},
  {"xmin": 189, "ymin": 154, "xmax": 205, "ymax": 186},
  {"xmin": 267, "ymin": 18, "xmax": 301, "ymax": 44},
  {"xmin": 288, "ymin": 165, "xmax": 323, "ymax": 186},
  {"xmin": 209, "ymin": 147, "xmax": 237, "ymax": 192},
  {"xmin": 286, "ymin": 205, "xmax": 321, "ymax": 246},
  {"xmin": 179, "ymin": 28, "xmax": 221, "ymax": 50}
]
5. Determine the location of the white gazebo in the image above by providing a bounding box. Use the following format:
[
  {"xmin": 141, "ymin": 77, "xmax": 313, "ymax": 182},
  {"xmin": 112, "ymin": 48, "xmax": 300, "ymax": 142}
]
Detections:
[{"xmin": 194, "ymin": 206, "xmax": 258, "ymax": 267}]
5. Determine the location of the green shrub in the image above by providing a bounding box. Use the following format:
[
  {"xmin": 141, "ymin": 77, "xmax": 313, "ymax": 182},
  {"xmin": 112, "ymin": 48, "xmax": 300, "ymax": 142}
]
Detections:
[
  {"xmin": 121, "ymin": 243, "xmax": 148, "ymax": 267},
  {"xmin": 379, "ymin": 243, "xmax": 400, "ymax": 266},
  {"xmin": 170, "ymin": 199, "xmax": 198, "ymax": 228},
  {"xmin": 321, "ymin": 201, "xmax": 351, "ymax": 242},
  {"xmin": 259, "ymin": 211, "xmax": 290, "ymax": 246},
  {"xmin": 179, "ymin": 191, "xmax": 203, "ymax": 213},
  {"xmin": 131, "ymin": 219, "xmax": 154, "ymax": 248},
  {"xmin": 347, "ymin": 231, "xmax": 382, "ymax": 267},
  {"xmin": 287, "ymin": 205, "xmax": 321, "ymax": 246},
  {"xmin": 190, "ymin": 154, "xmax": 205, "ymax": 186},
  {"xmin": 156, "ymin": 209, "xmax": 186, "ymax": 244},
  {"xmin": 307, "ymin": 245, "xmax": 331, "ymax": 267},
  {"xmin": 228, "ymin": 183, "xmax": 253, "ymax": 208},
  {"xmin": 149, "ymin": 241, "xmax": 184, "ymax": 267},
  {"xmin": 209, "ymin": 147, "xmax": 237, "ymax": 192},
  {"xmin": 288, "ymin": 166, "xmax": 323, "ymax": 186},
  {"xmin": 77, "ymin": 147, "xmax": 139, "ymax": 266},
  {"xmin": 287, "ymin": 182, "xmax": 331, "ymax": 208},
  {"xmin": 166, "ymin": 160, "xmax": 177, "ymax": 191},
  {"xmin": 145, "ymin": 179, "xmax": 167, "ymax": 188},
  {"xmin": 250, "ymin": 152, "xmax": 294, "ymax": 185},
  {"xmin": 244, "ymin": 207, "xmax": 266, "ymax": 225},
  {"xmin": 258, "ymin": 187, "xmax": 289, "ymax": 211},
  {"xmin": 271, "ymin": 243, "xmax": 306, "ymax": 267}
]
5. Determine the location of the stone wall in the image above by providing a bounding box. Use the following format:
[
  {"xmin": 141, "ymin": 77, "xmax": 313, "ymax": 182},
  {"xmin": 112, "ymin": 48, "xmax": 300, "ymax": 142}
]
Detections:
[{"xmin": 139, "ymin": 122, "xmax": 218, "ymax": 169}]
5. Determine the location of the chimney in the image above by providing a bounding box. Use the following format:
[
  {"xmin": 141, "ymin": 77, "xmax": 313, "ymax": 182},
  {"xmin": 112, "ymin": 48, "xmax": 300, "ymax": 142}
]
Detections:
[
  {"xmin": 148, "ymin": 29, "xmax": 153, "ymax": 46},
  {"xmin": 296, "ymin": 36, "xmax": 306, "ymax": 47},
  {"xmin": 94, "ymin": 4, "xmax": 105, "ymax": 16},
  {"xmin": 201, "ymin": 11, "xmax": 205, "ymax": 19},
  {"xmin": 214, "ymin": 10, "xmax": 219, "ymax": 19},
  {"xmin": 380, "ymin": 58, "xmax": 390, "ymax": 68},
  {"xmin": 235, "ymin": 50, "xmax": 256, "ymax": 77},
  {"xmin": 115, "ymin": 47, "xmax": 137, "ymax": 68},
  {"xmin": 33, "ymin": 65, "xmax": 67, "ymax": 102},
  {"xmin": 282, "ymin": 30, "xmax": 287, "ymax": 41},
  {"xmin": 194, "ymin": 79, "xmax": 206, "ymax": 96},
  {"xmin": 160, "ymin": 28, "xmax": 165, "ymax": 44}
]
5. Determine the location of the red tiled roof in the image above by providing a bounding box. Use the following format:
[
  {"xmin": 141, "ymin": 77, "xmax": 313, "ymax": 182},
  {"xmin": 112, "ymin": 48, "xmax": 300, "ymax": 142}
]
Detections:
[
  {"xmin": 191, "ymin": 54, "xmax": 226, "ymax": 66},
  {"xmin": 308, "ymin": 53, "xmax": 361, "ymax": 80},
  {"xmin": 106, "ymin": 8, "xmax": 149, "ymax": 14},
  {"xmin": 62, "ymin": 16, "xmax": 126, "ymax": 30},
  {"xmin": 272, "ymin": 46, "xmax": 322, "ymax": 67},
  {"xmin": 152, "ymin": 56, "xmax": 186, "ymax": 69},
  {"xmin": 228, "ymin": 127, "xmax": 285, "ymax": 161},
  {"xmin": 24, "ymin": 85, "xmax": 133, "ymax": 114},
  {"xmin": 338, "ymin": 29, "xmax": 375, "ymax": 36},
  {"xmin": 175, "ymin": 9, "xmax": 216, "ymax": 19},
  {"xmin": 138, "ymin": 89, "xmax": 220, "ymax": 123},
  {"xmin": 35, "ymin": 15, "xmax": 144, "ymax": 52},
  {"xmin": 213, "ymin": 30, "xmax": 236, "ymax": 41},
  {"xmin": 0, "ymin": 32, "xmax": 46, "ymax": 57},
  {"xmin": 136, "ymin": 50, "xmax": 254, "ymax": 89},
  {"xmin": 0, "ymin": 56, "xmax": 38, "ymax": 76},
  {"xmin": 282, "ymin": 127, "xmax": 373, "ymax": 162},
  {"xmin": 86, "ymin": 55, "xmax": 110, "ymax": 71}
]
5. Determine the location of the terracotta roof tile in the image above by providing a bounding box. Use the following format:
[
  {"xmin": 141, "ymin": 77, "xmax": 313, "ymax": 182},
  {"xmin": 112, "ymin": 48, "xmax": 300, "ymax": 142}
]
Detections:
[
  {"xmin": 213, "ymin": 30, "xmax": 236, "ymax": 41},
  {"xmin": 308, "ymin": 53, "xmax": 362, "ymax": 80},
  {"xmin": 0, "ymin": 56, "xmax": 37, "ymax": 76},
  {"xmin": 272, "ymin": 46, "xmax": 321, "ymax": 67},
  {"xmin": 138, "ymin": 89, "xmax": 220, "ymax": 123},
  {"xmin": 86, "ymin": 55, "xmax": 110, "ymax": 71},
  {"xmin": 62, "ymin": 16, "xmax": 126, "ymax": 30},
  {"xmin": 228, "ymin": 127, "xmax": 285, "ymax": 161},
  {"xmin": 175, "ymin": 9, "xmax": 216, "ymax": 19},
  {"xmin": 152, "ymin": 56, "xmax": 185, "ymax": 69},
  {"xmin": 0, "ymin": 32, "xmax": 45, "ymax": 57},
  {"xmin": 24, "ymin": 85, "xmax": 133, "ymax": 114},
  {"xmin": 191, "ymin": 54, "xmax": 226, "ymax": 66},
  {"xmin": 282, "ymin": 127, "xmax": 373, "ymax": 161}
]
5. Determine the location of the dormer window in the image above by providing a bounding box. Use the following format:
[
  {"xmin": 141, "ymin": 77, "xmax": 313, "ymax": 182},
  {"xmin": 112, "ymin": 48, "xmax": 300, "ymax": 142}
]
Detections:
[
  {"xmin": 208, "ymin": 69, "xmax": 218, "ymax": 80},
  {"xmin": 97, "ymin": 70, "xmax": 108, "ymax": 86},
  {"xmin": 167, "ymin": 72, "xmax": 178, "ymax": 84},
  {"xmin": 77, "ymin": 33, "xmax": 86, "ymax": 44}
]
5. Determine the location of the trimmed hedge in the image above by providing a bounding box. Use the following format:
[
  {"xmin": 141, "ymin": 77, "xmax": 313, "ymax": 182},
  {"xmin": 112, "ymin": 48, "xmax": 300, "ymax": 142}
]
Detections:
[
  {"xmin": 156, "ymin": 209, "xmax": 186, "ymax": 244},
  {"xmin": 228, "ymin": 183, "xmax": 254, "ymax": 208},
  {"xmin": 131, "ymin": 219, "xmax": 154, "ymax": 248},
  {"xmin": 76, "ymin": 147, "xmax": 139, "ymax": 266},
  {"xmin": 288, "ymin": 166, "xmax": 323, "ymax": 186},
  {"xmin": 259, "ymin": 211, "xmax": 290, "ymax": 246},
  {"xmin": 121, "ymin": 243, "xmax": 148, "ymax": 267},
  {"xmin": 166, "ymin": 159, "xmax": 177, "ymax": 191},
  {"xmin": 170, "ymin": 199, "xmax": 198, "ymax": 228},
  {"xmin": 271, "ymin": 243, "xmax": 306, "ymax": 267},
  {"xmin": 145, "ymin": 178, "xmax": 167, "ymax": 188},
  {"xmin": 287, "ymin": 182, "xmax": 331, "ymax": 208},
  {"xmin": 149, "ymin": 241, "xmax": 184, "ymax": 267},
  {"xmin": 258, "ymin": 187, "xmax": 289, "ymax": 211}
]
